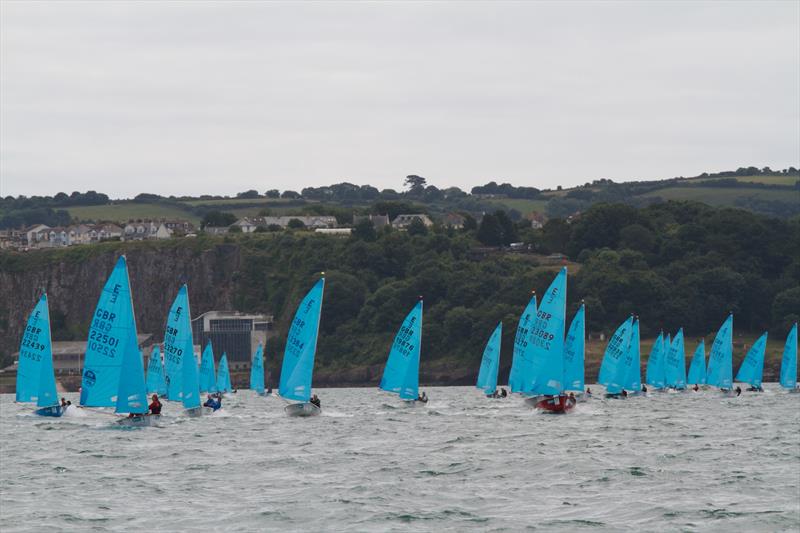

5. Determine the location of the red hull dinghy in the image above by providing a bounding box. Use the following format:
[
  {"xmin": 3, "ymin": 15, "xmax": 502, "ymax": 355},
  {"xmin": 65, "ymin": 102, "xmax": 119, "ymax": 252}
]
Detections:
[{"xmin": 535, "ymin": 394, "xmax": 576, "ymax": 414}]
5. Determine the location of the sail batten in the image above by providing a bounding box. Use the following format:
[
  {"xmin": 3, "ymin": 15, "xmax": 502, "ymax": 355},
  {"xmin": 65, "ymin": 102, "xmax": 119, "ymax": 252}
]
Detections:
[
  {"xmin": 380, "ymin": 300, "xmax": 423, "ymax": 400},
  {"xmin": 476, "ymin": 323, "xmax": 502, "ymax": 395},
  {"xmin": 279, "ymin": 279, "xmax": 325, "ymax": 403}
]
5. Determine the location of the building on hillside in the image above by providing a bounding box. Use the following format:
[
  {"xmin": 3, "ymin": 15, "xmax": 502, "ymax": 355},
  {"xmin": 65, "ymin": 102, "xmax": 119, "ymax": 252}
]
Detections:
[
  {"xmin": 232, "ymin": 216, "xmax": 337, "ymax": 232},
  {"xmin": 352, "ymin": 214, "xmax": 390, "ymax": 229},
  {"xmin": 123, "ymin": 219, "xmax": 185, "ymax": 240},
  {"xmin": 203, "ymin": 226, "xmax": 230, "ymax": 235},
  {"xmin": 442, "ymin": 213, "xmax": 466, "ymax": 229},
  {"xmin": 315, "ymin": 228, "xmax": 352, "ymax": 236},
  {"xmin": 391, "ymin": 214, "xmax": 433, "ymax": 229},
  {"xmin": 163, "ymin": 220, "xmax": 195, "ymax": 235},
  {"xmin": 191, "ymin": 311, "xmax": 274, "ymax": 370},
  {"xmin": 25, "ymin": 224, "xmax": 51, "ymax": 247},
  {"xmin": 526, "ymin": 212, "xmax": 546, "ymax": 229}
]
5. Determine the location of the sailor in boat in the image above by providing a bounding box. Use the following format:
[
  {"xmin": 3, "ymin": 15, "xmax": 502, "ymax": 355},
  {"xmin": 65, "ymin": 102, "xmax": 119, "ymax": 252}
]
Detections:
[
  {"xmin": 267, "ymin": 387, "xmax": 273, "ymax": 395},
  {"xmin": 621, "ymin": 389, "xmax": 628, "ymax": 398},
  {"xmin": 417, "ymin": 391, "xmax": 428, "ymax": 403},
  {"xmin": 692, "ymin": 384, "xmax": 699, "ymax": 392},
  {"xmin": 60, "ymin": 398, "xmax": 67, "ymax": 408},
  {"xmin": 310, "ymin": 394, "xmax": 321, "ymax": 408},
  {"xmin": 203, "ymin": 394, "xmax": 222, "ymax": 411},
  {"xmin": 641, "ymin": 385, "xmax": 648, "ymax": 393},
  {"xmin": 746, "ymin": 385, "xmax": 764, "ymax": 392},
  {"xmin": 735, "ymin": 386, "xmax": 742, "ymax": 396},
  {"xmin": 149, "ymin": 394, "xmax": 162, "ymax": 415},
  {"xmin": 585, "ymin": 387, "xmax": 592, "ymax": 397},
  {"xmin": 500, "ymin": 388, "xmax": 507, "ymax": 398}
]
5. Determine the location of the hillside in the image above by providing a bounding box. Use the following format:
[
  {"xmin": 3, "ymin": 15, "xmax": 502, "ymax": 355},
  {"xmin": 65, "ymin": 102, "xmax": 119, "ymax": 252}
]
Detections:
[{"xmin": 1, "ymin": 201, "xmax": 797, "ymax": 387}]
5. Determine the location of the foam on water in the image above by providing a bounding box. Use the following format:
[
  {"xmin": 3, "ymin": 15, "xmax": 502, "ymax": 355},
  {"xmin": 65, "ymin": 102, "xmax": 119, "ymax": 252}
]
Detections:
[{"xmin": 1, "ymin": 387, "xmax": 799, "ymax": 532}]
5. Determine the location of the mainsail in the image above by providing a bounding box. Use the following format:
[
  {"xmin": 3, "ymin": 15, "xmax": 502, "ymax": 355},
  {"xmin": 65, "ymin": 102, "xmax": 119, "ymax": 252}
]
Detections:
[
  {"xmin": 599, "ymin": 316, "xmax": 635, "ymax": 393},
  {"xmin": 476, "ymin": 322, "xmax": 502, "ymax": 395},
  {"xmin": 645, "ymin": 333, "xmax": 665, "ymax": 389},
  {"xmin": 163, "ymin": 285, "xmax": 193, "ymax": 401},
  {"xmin": 250, "ymin": 343, "xmax": 265, "ymax": 394},
  {"xmin": 687, "ymin": 340, "xmax": 706, "ymax": 385},
  {"xmin": 279, "ymin": 278, "xmax": 325, "ymax": 403},
  {"xmin": 509, "ymin": 293, "xmax": 536, "ymax": 393},
  {"xmin": 780, "ymin": 323, "xmax": 798, "ymax": 390},
  {"xmin": 199, "ymin": 342, "xmax": 217, "ymax": 393},
  {"xmin": 216, "ymin": 353, "xmax": 232, "ymax": 393},
  {"xmin": 621, "ymin": 318, "xmax": 641, "ymax": 392},
  {"xmin": 524, "ymin": 267, "xmax": 567, "ymax": 396},
  {"xmin": 80, "ymin": 257, "xmax": 139, "ymax": 407},
  {"xmin": 735, "ymin": 332, "xmax": 767, "ymax": 388},
  {"xmin": 706, "ymin": 314, "xmax": 733, "ymax": 389},
  {"xmin": 379, "ymin": 300, "xmax": 423, "ymax": 400},
  {"xmin": 145, "ymin": 346, "xmax": 167, "ymax": 396},
  {"xmin": 665, "ymin": 328, "xmax": 687, "ymax": 389},
  {"xmin": 562, "ymin": 304, "xmax": 585, "ymax": 392},
  {"xmin": 16, "ymin": 294, "xmax": 58, "ymax": 408}
]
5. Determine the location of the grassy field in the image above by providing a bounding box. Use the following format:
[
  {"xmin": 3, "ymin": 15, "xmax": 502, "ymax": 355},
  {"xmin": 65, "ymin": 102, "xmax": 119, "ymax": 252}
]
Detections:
[
  {"xmin": 484, "ymin": 198, "xmax": 549, "ymax": 214},
  {"xmin": 689, "ymin": 174, "xmax": 799, "ymax": 186},
  {"xmin": 640, "ymin": 186, "xmax": 794, "ymax": 205},
  {"xmin": 67, "ymin": 203, "xmax": 200, "ymax": 224},
  {"xmin": 182, "ymin": 198, "xmax": 300, "ymax": 207}
]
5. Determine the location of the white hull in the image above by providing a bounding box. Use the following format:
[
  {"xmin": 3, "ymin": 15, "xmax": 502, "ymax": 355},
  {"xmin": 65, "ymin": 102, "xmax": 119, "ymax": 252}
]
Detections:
[
  {"xmin": 285, "ymin": 403, "xmax": 321, "ymax": 417},
  {"xmin": 115, "ymin": 414, "xmax": 161, "ymax": 427},
  {"xmin": 185, "ymin": 406, "xmax": 215, "ymax": 417}
]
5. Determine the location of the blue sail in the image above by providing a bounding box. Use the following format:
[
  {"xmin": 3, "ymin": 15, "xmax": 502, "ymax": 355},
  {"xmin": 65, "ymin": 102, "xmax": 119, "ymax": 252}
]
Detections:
[
  {"xmin": 780, "ymin": 323, "xmax": 798, "ymax": 390},
  {"xmin": 216, "ymin": 353, "xmax": 232, "ymax": 393},
  {"xmin": 706, "ymin": 314, "xmax": 733, "ymax": 389},
  {"xmin": 145, "ymin": 346, "xmax": 167, "ymax": 396},
  {"xmin": 524, "ymin": 267, "xmax": 567, "ymax": 395},
  {"xmin": 735, "ymin": 332, "xmax": 767, "ymax": 388},
  {"xmin": 16, "ymin": 294, "xmax": 56, "ymax": 407},
  {"xmin": 687, "ymin": 340, "xmax": 706, "ymax": 385},
  {"xmin": 562, "ymin": 304, "xmax": 585, "ymax": 391},
  {"xmin": 622, "ymin": 319, "xmax": 641, "ymax": 392},
  {"xmin": 599, "ymin": 316, "xmax": 634, "ymax": 392},
  {"xmin": 198, "ymin": 342, "xmax": 217, "ymax": 393},
  {"xmin": 476, "ymin": 322, "xmax": 502, "ymax": 395},
  {"xmin": 509, "ymin": 293, "xmax": 536, "ymax": 393},
  {"xmin": 645, "ymin": 333, "xmax": 665, "ymax": 389},
  {"xmin": 80, "ymin": 256, "xmax": 138, "ymax": 407},
  {"xmin": 163, "ymin": 285, "xmax": 193, "ymax": 401},
  {"xmin": 665, "ymin": 328, "xmax": 687, "ymax": 389},
  {"xmin": 279, "ymin": 278, "xmax": 325, "ymax": 402},
  {"xmin": 379, "ymin": 300, "xmax": 423, "ymax": 400},
  {"xmin": 115, "ymin": 332, "xmax": 148, "ymax": 414},
  {"xmin": 250, "ymin": 343, "xmax": 265, "ymax": 394},
  {"xmin": 182, "ymin": 344, "xmax": 201, "ymax": 410}
]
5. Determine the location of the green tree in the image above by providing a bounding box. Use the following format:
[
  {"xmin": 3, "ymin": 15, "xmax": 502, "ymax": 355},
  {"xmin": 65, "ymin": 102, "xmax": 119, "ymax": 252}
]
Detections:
[
  {"xmin": 287, "ymin": 218, "xmax": 306, "ymax": 229},
  {"xmin": 407, "ymin": 218, "xmax": 428, "ymax": 236},
  {"xmin": 201, "ymin": 211, "xmax": 237, "ymax": 228},
  {"xmin": 265, "ymin": 189, "xmax": 280, "ymax": 198},
  {"xmin": 476, "ymin": 213, "xmax": 503, "ymax": 245},
  {"xmin": 352, "ymin": 219, "xmax": 377, "ymax": 242}
]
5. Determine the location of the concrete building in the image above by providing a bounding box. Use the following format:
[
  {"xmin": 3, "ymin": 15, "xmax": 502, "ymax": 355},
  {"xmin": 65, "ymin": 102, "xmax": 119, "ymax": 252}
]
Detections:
[
  {"xmin": 191, "ymin": 311, "xmax": 273, "ymax": 371},
  {"xmin": 232, "ymin": 216, "xmax": 337, "ymax": 232}
]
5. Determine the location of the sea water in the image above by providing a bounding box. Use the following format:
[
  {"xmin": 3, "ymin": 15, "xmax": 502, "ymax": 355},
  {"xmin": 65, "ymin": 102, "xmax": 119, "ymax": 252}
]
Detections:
[{"xmin": 1, "ymin": 386, "xmax": 798, "ymax": 532}]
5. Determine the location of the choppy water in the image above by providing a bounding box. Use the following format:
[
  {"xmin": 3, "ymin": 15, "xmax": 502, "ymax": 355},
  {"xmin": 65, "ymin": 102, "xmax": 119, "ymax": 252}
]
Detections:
[{"xmin": 1, "ymin": 386, "xmax": 799, "ymax": 532}]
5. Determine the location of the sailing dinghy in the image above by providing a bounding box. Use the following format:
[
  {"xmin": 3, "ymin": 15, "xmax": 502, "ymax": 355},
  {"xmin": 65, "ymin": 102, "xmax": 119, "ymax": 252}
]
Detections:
[
  {"xmin": 217, "ymin": 352, "xmax": 233, "ymax": 395},
  {"xmin": 115, "ymin": 335, "xmax": 159, "ymax": 427},
  {"xmin": 665, "ymin": 328, "xmax": 687, "ymax": 391},
  {"xmin": 706, "ymin": 314, "xmax": 735, "ymax": 395},
  {"xmin": 198, "ymin": 342, "xmax": 217, "ymax": 395},
  {"xmin": 645, "ymin": 332, "xmax": 666, "ymax": 392},
  {"xmin": 735, "ymin": 332, "xmax": 767, "ymax": 392},
  {"xmin": 16, "ymin": 294, "xmax": 63, "ymax": 417},
  {"xmin": 780, "ymin": 323, "xmax": 798, "ymax": 393},
  {"xmin": 379, "ymin": 299, "xmax": 425, "ymax": 407},
  {"xmin": 163, "ymin": 285, "xmax": 208, "ymax": 416},
  {"xmin": 476, "ymin": 323, "xmax": 502, "ymax": 398},
  {"xmin": 250, "ymin": 343, "xmax": 266, "ymax": 395},
  {"xmin": 687, "ymin": 340, "xmax": 706, "ymax": 389},
  {"xmin": 279, "ymin": 278, "xmax": 325, "ymax": 417},
  {"xmin": 598, "ymin": 316, "xmax": 635, "ymax": 399},
  {"xmin": 520, "ymin": 267, "xmax": 575, "ymax": 413},
  {"xmin": 509, "ymin": 292, "xmax": 536, "ymax": 394}
]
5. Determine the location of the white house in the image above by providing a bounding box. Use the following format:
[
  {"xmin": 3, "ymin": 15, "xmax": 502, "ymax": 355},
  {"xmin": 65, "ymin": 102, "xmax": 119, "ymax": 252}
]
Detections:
[{"xmin": 391, "ymin": 214, "xmax": 433, "ymax": 229}]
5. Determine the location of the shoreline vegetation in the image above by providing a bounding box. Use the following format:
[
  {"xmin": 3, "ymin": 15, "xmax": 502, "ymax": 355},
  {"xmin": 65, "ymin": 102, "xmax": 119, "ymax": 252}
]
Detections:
[{"xmin": 1, "ymin": 177, "xmax": 797, "ymax": 388}]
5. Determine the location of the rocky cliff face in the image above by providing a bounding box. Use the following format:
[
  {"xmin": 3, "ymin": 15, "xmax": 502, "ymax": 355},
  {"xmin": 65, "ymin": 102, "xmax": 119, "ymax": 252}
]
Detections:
[{"xmin": 0, "ymin": 242, "xmax": 244, "ymax": 360}]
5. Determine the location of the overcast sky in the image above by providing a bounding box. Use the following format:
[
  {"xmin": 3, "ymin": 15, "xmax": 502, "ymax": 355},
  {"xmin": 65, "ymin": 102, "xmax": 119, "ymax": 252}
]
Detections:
[{"xmin": 1, "ymin": 1, "xmax": 798, "ymax": 198}]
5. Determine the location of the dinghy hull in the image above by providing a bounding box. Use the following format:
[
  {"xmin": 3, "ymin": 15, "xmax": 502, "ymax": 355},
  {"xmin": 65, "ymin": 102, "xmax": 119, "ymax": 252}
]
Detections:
[
  {"xmin": 401, "ymin": 399, "xmax": 427, "ymax": 407},
  {"xmin": 185, "ymin": 406, "xmax": 215, "ymax": 417},
  {"xmin": 534, "ymin": 395, "xmax": 576, "ymax": 414},
  {"xmin": 285, "ymin": 403, "xmax": 321, "ymax": 417},
  {"xmin": 115, "ymin": 414, "xmax": 161, "ymax": 427},
  {"xmin": 34, "ymin": 405, "xmax": 65, "ymax": 417}
]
